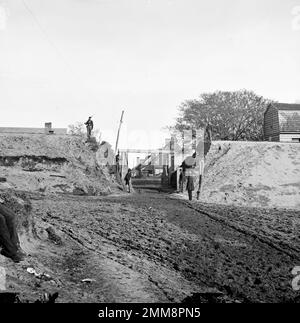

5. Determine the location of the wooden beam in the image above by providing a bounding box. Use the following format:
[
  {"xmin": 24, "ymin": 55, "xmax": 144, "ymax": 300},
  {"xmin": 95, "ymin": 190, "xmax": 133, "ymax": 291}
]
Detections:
[{"xmin": 119, "ymin": 148, "xmax": 173, "ymax": 154}]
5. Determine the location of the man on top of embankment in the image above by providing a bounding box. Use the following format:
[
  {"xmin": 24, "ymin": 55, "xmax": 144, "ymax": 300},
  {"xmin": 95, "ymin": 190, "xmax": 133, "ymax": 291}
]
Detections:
[
  {"xmin": 0, "ymin": 199, "xmax": 26, "ymax": 263},
  {"xmin": 84, "ymin": 116, "xmax": 94, "ymax": 139}
]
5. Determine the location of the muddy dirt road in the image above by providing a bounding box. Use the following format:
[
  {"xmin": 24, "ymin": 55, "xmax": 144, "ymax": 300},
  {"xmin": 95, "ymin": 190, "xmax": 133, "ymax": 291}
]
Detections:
[{"xmin": 4, "ymin": 190, "xmax": 300, "ymax": 303}]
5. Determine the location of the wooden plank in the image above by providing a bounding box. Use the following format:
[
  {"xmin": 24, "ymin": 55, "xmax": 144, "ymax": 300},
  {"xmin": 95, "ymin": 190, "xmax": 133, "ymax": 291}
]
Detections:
[{"xmin": 119, "ymin": 148, "xmax": 173, "ymax": 154}]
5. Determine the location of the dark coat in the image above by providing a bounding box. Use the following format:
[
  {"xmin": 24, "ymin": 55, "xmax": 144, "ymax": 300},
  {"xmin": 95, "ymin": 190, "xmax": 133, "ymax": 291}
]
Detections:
[
  {"xmin": 186, "ymin": 176, "xmax": 195, "ymax": 192},
  {"xmin": 124, "ymin": 171, "xmax": 132, "ymax": 184},
  {"xmin": 85, "ymin": 119, "xmax": 94, "ymax": 130}
]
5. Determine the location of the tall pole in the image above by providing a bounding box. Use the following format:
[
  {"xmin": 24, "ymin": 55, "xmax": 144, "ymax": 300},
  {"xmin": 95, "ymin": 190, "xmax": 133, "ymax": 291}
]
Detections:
[{"xmin": 115, "ymin": 110, "xmax": 124, "ymax": 154}]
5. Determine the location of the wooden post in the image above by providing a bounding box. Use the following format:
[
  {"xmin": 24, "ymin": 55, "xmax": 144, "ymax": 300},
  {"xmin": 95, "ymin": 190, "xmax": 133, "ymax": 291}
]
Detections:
[
  {"xmin": 115, "ymin": 110, "xmax": 124, "ymax": 154},
  {"xmin": 0, "ymin": 266, "xmax": 6, "ymax": 291},
  {"xmin": 177, "ymin": 167, "xmax": 182, "ymax": 192}
]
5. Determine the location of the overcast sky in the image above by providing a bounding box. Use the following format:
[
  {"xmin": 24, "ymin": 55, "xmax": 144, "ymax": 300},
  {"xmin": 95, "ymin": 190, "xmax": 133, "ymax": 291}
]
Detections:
[{"xmin": 1, "ymin": 0, "xmax": 300, "ymax": 151}]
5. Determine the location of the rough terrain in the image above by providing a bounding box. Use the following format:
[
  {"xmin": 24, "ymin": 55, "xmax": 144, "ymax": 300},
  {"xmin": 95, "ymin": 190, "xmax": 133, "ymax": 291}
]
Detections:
[
  {"xmin": 0, "ymin": 135, "xmax": 299, "ymax": 303},
  {"xmin": 1, "ymin": 190, "xmax": 299, "ymax": 303}
]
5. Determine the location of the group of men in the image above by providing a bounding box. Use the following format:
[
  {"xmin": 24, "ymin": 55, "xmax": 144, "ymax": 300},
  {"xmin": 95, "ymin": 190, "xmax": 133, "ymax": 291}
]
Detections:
[
  {"xmin": 84, "ymin": 117, "xmax": 196, "ymax": 199},
  {"xmin": 119, "ymin": 152, "xmax": 198, "ymax": 198},
  {"xmin": 122, "ymin": 153, "xmax": 198, "ymax": 199},
  {"xmin": 86, "ymin": 116, "xmax": 200, "ymax": 200}
]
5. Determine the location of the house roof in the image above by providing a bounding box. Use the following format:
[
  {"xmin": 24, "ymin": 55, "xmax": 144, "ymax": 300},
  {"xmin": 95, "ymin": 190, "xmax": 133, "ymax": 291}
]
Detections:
[
  {"xmin": 264, "ymin": 103, "xmax": 300, "ymax": 133},
  {"xmin": 278, "ymin": 110, "xmax": 300, "ymax": 133},
  {"xmin": 274, "ymin": 103, "xmax": 300, "ymax": 111}
]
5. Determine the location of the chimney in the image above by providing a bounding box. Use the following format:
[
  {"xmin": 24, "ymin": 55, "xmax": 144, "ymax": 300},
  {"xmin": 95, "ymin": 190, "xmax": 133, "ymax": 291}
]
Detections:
[{"xmin": 44, "ymin": 122, "xmax": 53, "ymax": 134}]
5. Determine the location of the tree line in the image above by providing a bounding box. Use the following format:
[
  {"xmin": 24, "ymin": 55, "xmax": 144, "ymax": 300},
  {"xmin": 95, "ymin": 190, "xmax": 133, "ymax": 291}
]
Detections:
[{"xmin": 172, "ymin": 90, "xmax": 273, "ymax": 141}]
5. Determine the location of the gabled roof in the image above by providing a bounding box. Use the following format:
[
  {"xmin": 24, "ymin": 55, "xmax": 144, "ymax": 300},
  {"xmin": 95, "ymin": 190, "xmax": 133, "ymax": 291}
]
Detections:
[
  {"xmin": 274, "ymin": 103, "xmax": 300, "ymax": 111},
  {"xmin": 279, "ymin": 110, "xmax": 300, "ymax": 133},
  {"xmin": 264, "ymin": 103, "xmax": 300, "ymax": 132}
]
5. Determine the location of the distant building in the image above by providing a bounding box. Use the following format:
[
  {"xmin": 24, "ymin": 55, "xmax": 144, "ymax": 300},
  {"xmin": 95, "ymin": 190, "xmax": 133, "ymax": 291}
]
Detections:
[
  {"xmin": 263, "ymin": 103, "xmax": 300, "ymax": 142},
  {"xmin": 0, "ymin": 123, "xmax": 67, "ymax": 135}
]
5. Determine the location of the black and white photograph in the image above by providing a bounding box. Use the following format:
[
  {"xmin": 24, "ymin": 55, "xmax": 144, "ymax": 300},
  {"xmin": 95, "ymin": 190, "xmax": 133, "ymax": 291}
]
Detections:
[{"xmin": 0, "ymin": 0, "xmax": 299, "ymax": 315}]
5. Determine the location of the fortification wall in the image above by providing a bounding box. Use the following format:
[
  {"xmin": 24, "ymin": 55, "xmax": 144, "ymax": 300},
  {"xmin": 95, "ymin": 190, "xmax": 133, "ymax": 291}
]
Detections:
[
  {"xmin": 0, "ymin": 134, "xmax": 117, "ymax": 196},
  {"xmin": 197, "ymin": 141, "xmax": 300, "ymax": 210}
]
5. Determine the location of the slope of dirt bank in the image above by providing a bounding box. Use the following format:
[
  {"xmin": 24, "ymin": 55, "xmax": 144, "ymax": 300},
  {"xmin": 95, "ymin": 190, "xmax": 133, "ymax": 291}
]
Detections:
[
  {"xmin": 0, "ymin": 190, "xmax": 35, "ymax": 243},
  {"xmin": 198, "ymin": 141, "xmax": 300, "ymax": 210},
  {"xmin": 1, "ymin": 191, "xmax": 299, "ymax": 303},
  {"xmin": 0, "ymin": 133, "xmax": 118, "ymax": 196}
]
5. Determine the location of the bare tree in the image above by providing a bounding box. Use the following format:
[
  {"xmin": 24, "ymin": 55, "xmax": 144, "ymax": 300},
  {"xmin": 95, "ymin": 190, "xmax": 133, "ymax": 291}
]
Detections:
[
  {"xmin": 68, "ymin": 122, "xmax": 86, "ymax": 137},
  {"xmin": 174, "ymin": 90, "xmax": 273, "ymax": 141}
]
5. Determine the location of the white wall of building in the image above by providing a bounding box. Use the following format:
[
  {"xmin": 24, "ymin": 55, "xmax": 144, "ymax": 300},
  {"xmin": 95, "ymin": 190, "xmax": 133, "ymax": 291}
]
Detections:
[{"xmin": 280, "ymin": 134, "xmax": 300, "ymax": 142}]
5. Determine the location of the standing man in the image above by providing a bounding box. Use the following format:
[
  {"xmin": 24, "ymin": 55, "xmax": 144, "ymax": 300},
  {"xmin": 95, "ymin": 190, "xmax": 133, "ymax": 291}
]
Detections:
[
  {"xmin": 186, "ymin": 174, "xmax": 195, "ymax": 201},
  {"xmin": 84, "ymin": 116, "xmax": 94, "ymax": 139},
  {"xmin": 124, "ymin": 169, "xmax": 132, "ymax": 193},
  {"xmin": 180, "ymin": 152, "xmax": 197, "ymax": 201},
  {"xmin": 115, "ymin": 150, "xmax": 120, "ymax": 175}
]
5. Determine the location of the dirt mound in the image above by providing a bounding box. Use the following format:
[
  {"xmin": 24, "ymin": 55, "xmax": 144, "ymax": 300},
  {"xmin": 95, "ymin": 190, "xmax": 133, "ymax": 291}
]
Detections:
[
  {"xmin": 198, "ymin": 141, "xmax": 300, "ymax": 210},
  {"xmin": 0, "ymin": 190, "xmax": 37, "ymax": 260},
  {"xmin": 0, "ymin": 191, "xmax": 33, "ymax": 235},
  {"xmin": 0, "ymin": 133, "xmax": 123, "ymax": 302},
  {"xmin": 0, "ymin": 134, "xmax": 118, "ymax": 196}
]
